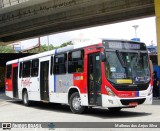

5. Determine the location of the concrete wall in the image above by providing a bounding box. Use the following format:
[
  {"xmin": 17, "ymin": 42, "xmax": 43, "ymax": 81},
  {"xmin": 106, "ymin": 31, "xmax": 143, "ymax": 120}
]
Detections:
[
  {"xmin": 0, "ymin": 0, "xmax": 3, "ymax": 8},
  {"xmin": 0, "ymin": 0, "xmax": 30, "ymax": 8},
  {"xmin": 0, "ymin": 67, "xmax": 5, "ymax": 90}
]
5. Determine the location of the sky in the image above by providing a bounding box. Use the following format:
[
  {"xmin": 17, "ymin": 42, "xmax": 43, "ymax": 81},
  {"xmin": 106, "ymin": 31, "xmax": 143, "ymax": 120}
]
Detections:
[{"xmin": 16, "ymin": 16, "xmax": 157, "ymax": 49}]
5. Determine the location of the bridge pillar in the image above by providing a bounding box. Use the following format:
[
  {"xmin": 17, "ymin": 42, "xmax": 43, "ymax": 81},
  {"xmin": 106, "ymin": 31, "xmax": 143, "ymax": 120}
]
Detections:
[{"xmin": 155, "ymin": 0, "xmax": 160, "ymax": 65}]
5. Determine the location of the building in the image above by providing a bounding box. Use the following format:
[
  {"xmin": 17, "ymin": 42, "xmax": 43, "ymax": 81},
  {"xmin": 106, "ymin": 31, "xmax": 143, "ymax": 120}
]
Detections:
[{"xmin": 147, "ymin": 45, "xmax": 157, "ymax": 55}]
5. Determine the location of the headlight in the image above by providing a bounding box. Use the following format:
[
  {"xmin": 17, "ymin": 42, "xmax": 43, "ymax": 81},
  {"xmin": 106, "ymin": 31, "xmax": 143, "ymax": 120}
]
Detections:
[{"xmin": 105, "ymin": 86, "xmax": 115, "ymax": 97}]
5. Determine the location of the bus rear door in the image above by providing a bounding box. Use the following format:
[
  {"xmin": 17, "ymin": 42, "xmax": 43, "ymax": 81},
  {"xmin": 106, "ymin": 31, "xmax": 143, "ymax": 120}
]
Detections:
[
  {"xmin": 40, "ymin": 57, "xmax": 50, "ymax": 101},
  {"xmin": 12, "ymin": 66, "xmax": 18, "ymax": 98}
]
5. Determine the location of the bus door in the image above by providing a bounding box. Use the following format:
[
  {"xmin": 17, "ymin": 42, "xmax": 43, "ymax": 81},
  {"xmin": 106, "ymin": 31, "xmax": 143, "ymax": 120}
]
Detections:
[
  {"xmin": 13, "ymin": 67, "xmax": 18, "ymax": 98},
  {"xmin": 88, "ymin": 52, "xmax": 102, "ymax": 106},
  {"xmin": 40, "ymin": 60, "xmax": 49, "ymax": 101}
]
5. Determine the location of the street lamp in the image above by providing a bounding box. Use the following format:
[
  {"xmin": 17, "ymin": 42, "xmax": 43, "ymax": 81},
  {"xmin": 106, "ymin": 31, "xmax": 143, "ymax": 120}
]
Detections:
[{"xmin": 132, "ymin": 25, "xmax": 139, "ymax": 38}]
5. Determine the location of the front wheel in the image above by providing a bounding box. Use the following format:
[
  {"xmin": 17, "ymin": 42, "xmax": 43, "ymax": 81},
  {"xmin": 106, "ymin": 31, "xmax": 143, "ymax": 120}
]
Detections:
[
  {"xmin": 108, "ymin": 107, "xmax": 122, "ymax": 112},
  {"xmin": 22, "ymin": 91, "xmax": 30, "ymax": 106},
  {"xmin": 69, "ymin": 92, "xmax": 86, "ymax": 114}
]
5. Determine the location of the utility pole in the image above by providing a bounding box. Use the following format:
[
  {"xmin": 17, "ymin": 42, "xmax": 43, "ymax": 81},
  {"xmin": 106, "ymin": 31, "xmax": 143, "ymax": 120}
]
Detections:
[{"xmin": 132, "ymin": 25, "xmax": 139, "ymax": 38}]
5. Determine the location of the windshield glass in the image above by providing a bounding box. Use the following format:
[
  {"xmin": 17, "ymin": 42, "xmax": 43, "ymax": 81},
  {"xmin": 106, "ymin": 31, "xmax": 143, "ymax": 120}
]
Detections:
[{"xmin": 105, "ymin": 51, "xmax": 150, "ymax": 84}]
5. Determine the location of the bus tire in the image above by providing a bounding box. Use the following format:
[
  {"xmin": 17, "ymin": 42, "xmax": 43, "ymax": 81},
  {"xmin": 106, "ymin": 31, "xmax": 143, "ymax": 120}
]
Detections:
[
  {"xmin": 22, "ymin": 91, "xmax": 30, "ymax": 106},
  {"xmin": 69, "ymin": 92, "xmax": 85, "ymax": 114},
  {"xmin": 108, "ymin": 107, "xmax": 122, "ymax": 112}
]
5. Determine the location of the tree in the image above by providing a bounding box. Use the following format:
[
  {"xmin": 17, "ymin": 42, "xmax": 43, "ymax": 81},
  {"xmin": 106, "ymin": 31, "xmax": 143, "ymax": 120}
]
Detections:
[
  {"xmin": 27, "ymin": 41, "xmax": 73, "ymax": 53},
  {"xmin": 0, "ymin": 46, "xmax": 15, "ymax": 53},
  {"xmin": 27, "ymin": 44, "xmax": 56, "ymax": 53},
  {"xmin": 60, "ymin": 41, "xmax": 73, "ymax": 48},
  {"xmin": 0, "ymin": 41, "xmax": 74, "ymax": 54}
]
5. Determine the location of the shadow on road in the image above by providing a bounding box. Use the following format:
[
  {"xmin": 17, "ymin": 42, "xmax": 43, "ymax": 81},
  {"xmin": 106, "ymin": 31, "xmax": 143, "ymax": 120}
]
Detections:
[
  {"xmin": 7, "ymin": 100, "xmax": 152, "ymax": 119},
  {"xmin": 85, "ymin": 108, "xmax": 152, "ymax": 119},
  {"xmin": 0, "ymin": 92, "xmax": 154, "ymax": 119}
]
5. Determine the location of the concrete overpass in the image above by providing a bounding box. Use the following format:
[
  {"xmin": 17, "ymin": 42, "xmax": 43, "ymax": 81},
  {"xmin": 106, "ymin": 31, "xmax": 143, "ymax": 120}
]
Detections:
[
  {"xmin": 0, "ymin": 0, "xmax": 155, "ymax": 43},
  {"xmin": 1, "ymin": 0, "xmax": 160, "ymax": 65}
]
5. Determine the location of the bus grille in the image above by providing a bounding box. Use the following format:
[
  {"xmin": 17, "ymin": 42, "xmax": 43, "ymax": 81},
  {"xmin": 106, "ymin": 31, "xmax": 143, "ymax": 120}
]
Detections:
[
  {"xmin": 120, "ymin": 98, "xmax": 146, "ymax": 105},
  {"xmin": 113, "ymin": 83, "xmax": 149, "ymax": 91}
]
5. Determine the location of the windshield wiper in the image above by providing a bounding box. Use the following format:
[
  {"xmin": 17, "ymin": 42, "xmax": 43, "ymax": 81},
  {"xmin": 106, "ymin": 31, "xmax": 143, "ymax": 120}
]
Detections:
[{"xmin": 116, "ymin": 50, "xmax": 127, "ymax": 68}]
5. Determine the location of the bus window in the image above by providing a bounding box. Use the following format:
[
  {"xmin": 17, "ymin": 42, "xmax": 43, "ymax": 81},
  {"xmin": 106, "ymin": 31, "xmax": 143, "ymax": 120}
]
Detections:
[
  {"xmin": 19, "ymin": 62, "xmax": 22, "ymax": 78},
  {"xmin": 54, "ymin": 53, "xmax": 67, "ymax": 74},
  {"xmin": 31, "ymin": 59, "xmax": 39, "ymax": 77},
  {"xmin": 50, "ymin": 56, "xmax": 53, "ymax": 75},
  {"xmin": 22, "ymin": 61, "xmax": 31, "ymax": 78},
  {"xmin": 6, "ymin": 65, "xmax": 12, "ymax": 79},
  {"xmin": 68, "ymin": 50, "xmax": 84, "ymax": 73}
]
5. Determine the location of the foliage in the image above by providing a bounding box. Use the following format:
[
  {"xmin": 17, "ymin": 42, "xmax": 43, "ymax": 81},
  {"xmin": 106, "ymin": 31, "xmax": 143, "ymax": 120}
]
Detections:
[
  {"xmin": 60, "ymin": 41, "xmax": 73, "ymax": 48},
  {"xmin": 0, "ymin": 46, "xmax": 15, "ymax": 53},
  {"xmin": 27, "ymin": 44, "xmax": 56, "ymax": 53},
  {"xmin": 0, "ymin": 41, "xmax": 73, "ymax": 53},
  {"xmin": 27, "ymin": 41, "xmax": 73, "ymax": 53}
]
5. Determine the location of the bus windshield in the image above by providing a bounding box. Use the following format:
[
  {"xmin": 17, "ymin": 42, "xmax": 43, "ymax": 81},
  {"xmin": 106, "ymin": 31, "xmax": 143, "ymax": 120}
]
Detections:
[{"xmin": 105, "ymin": 51, "xmax": 150, "ymax": 84}]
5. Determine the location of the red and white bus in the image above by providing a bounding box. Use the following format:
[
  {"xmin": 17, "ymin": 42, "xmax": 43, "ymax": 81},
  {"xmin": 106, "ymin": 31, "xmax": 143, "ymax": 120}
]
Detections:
[{"xmin": 5, "ymin": 39, "xmax": 152, "ymax": 113}]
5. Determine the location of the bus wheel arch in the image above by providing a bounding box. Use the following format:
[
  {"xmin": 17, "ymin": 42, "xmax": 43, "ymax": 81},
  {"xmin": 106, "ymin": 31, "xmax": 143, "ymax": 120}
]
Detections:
[
  {"xmin": 22, "ymin": 88, "xmax": 30, "ymax": 106},
  {"xmin": 68, "ymin": 88, "xmax": 86, "ymax": 114},
  {"xmin": 68, "ymin": 87, "xmax": 79, "ymax": 103}
]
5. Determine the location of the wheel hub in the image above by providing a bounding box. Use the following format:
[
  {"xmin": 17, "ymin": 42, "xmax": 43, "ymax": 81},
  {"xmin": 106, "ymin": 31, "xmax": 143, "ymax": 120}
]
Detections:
[
  {"xmin": 72, "ymin": 96, "xmax": 81, "ymax": 110},
  {"xmin": 24, "ymin": 93, "xmax": 27, "ymax": 104}
]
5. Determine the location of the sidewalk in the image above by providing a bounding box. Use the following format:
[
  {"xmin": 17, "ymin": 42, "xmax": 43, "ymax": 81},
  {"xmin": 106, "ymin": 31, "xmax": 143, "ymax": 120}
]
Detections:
[{"xmin": 152, "ymin": 97, "xmax": 160, "ymax": 105}]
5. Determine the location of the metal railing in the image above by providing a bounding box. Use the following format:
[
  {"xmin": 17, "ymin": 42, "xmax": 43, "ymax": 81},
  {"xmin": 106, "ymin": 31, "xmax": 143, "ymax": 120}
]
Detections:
[{"xmin": 0, "ymin": 0, "xmax": 29, "ymax": 8}]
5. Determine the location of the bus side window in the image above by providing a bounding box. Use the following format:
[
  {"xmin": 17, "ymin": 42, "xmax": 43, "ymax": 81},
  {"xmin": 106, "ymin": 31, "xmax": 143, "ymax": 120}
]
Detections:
[
  {"xmin": 31, "ymin": 59, "xmax": 39, "ymax": 77},
  {"xmin": 54, "ymin": 53, "xmax": 67, "ymax": 74},
  {"xmin": 22, "ymin": 61, "xmax": 31, "ymax": 78},
  {"xmin": 6, "ymin": 65, "xmax": 12, "ymax": 79},
  {"xmin": 68, "ymin": 50, "xmax": 84, "ymax": 73},
  {"xmin": 50, "ymin": 56, "xmax": 53, "ymax": 75},
  {"xmin": 19, "ymin": 62, "xmax": 22, "ymax": 78}
]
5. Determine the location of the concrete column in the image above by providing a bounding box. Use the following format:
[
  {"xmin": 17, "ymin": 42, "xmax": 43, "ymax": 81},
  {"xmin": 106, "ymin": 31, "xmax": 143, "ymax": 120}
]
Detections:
[
  {"xmin": 155, "ymin": 0, "xmax": 160, "ymax": 65},
  {"xmin": 0, "ymin": 0, "xmax": 3, "ymax": 8}
]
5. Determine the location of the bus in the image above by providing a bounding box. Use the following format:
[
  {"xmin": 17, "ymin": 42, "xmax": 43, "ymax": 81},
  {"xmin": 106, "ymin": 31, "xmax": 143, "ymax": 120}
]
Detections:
[{"xmin": 5, "ymin": 39, "xmax": 152, "ymax": 114}]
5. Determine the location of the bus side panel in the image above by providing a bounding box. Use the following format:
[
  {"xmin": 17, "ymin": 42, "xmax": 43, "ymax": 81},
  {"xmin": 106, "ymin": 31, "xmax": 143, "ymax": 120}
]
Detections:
[
  {"xmin": 50, "ymin": 74, "xmax": 73, "ymax": 104},
  {"xmin": 18, "ymin": 63, "xmax": 22, "ymax": 100},
  {"xmin": 5, "ymin": 79, "xmax": 13, "ymax": 98},
  {"xmin": 73, "ymin": 72, "xmax": 88, "ymax": 106}
]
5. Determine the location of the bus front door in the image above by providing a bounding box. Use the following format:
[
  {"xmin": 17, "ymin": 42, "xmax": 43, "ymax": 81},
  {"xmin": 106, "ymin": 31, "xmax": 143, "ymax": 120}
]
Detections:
[
  {"xmin": 40, "ymin": 61, "xmax": 49, "ymax": 101},
  {"xmin": 88, "ymin": 53, "xmax": 102, "ymax": 106}
]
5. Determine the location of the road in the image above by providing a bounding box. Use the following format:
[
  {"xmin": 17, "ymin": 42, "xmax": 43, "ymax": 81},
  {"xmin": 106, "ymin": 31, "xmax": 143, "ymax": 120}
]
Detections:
[{"xmin": 0, "ymin": 92, "xmax": 160, "ymax": 130}]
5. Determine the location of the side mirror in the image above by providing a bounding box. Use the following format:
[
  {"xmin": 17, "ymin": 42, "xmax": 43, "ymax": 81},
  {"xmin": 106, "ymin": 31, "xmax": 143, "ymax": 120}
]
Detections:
[{"xmin": 100, "ymin": 52, "xmax": 106, "ymax": 62}]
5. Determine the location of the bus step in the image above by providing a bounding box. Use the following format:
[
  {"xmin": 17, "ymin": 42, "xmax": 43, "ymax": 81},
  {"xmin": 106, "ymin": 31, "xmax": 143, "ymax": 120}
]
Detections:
[{"xmin": 41, "ymin": 100, "xmax": 49, "ymax": 103}]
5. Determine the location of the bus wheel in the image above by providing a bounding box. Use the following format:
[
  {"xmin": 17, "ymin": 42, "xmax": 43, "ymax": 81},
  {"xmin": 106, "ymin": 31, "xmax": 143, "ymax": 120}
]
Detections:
[
  {"xmin": 22, "ymin": 91, "xmax": 30, "ymax": 106},
  {"xmin": 108, "ymin": 107, "xmax": 122, "ymax": 112},
  {"xmin": 69, "ymin": 92, "xmax": 85, "ymax": 114}
]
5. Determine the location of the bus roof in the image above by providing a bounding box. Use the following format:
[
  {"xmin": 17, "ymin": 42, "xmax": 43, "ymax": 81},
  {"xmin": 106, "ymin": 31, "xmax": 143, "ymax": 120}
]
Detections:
[
  {"xmin": 6, "ymin": 59, "xmax": 19, "ymax": 65},
  {"xmin": 6, "ymin": 38, "xmax": 145, "ymax": 65}
]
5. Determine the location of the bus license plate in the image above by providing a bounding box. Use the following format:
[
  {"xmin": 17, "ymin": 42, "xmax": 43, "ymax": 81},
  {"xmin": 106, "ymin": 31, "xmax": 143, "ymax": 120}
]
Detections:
[{"xmin": 129, "ymin": 102, "xmax": 138, "ymax": 106}]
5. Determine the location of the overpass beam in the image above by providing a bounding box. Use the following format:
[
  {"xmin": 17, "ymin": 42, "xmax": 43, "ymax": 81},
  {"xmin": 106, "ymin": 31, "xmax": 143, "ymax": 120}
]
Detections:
[{"xmin": 155, "ymin": 0, "xmax": 160, "ymax": 65}]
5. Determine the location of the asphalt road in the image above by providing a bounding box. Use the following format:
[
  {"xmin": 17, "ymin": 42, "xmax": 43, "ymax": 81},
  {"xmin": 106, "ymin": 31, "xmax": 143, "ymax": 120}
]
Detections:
[{"xmin": 0, "ymin": 92, "xmax": 160, "ymax": 131}]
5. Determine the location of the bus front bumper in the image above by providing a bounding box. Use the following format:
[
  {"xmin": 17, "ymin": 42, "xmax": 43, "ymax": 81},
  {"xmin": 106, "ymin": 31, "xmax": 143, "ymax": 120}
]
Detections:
[{"xmin": 102, "ymin": 94, "xmax": 152, "ymax": 108}]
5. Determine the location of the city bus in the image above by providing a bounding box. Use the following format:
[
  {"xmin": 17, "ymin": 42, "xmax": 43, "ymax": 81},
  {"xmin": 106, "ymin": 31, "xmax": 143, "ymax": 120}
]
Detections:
[{"xmin": 5, "ymin": 39, "xmax": 152, "ymax": 114}]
